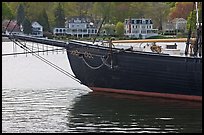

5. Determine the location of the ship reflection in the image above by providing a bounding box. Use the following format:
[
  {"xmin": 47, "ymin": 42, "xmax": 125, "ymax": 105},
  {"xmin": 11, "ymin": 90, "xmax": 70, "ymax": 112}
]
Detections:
[{"xmin": 66, "ymin": 91, "xmax": 202, "ymax": 133}]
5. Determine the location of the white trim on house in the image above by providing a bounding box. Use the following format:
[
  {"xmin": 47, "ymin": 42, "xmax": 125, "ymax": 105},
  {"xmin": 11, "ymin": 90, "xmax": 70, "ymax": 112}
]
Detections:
[
  {"xmin": 32, "ymin": 21, "xmax": 43, "ymax": 37},
  {"xmin": 162, "ymin": 18, "xmax": 187, "ymax": 33},
  {"xmin": 124, "ymin": 18, "xmax": 158, "ymax": 39},
  {"xmin": 171, "ymin": 18, "xmax": 187, "ymax": 31},
  {"xmin": 53, "ymin": 17, "xmax": 98, "ymax": 38},
  {"xmin": 5, "ymin": 30, "xmax": 23, "ymax": 35}
]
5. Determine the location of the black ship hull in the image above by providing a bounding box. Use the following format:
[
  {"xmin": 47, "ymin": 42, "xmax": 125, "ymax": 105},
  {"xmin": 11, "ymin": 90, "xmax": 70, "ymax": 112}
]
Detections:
[
  {"xmin": 67, "ymin": 40, "xmax": 202, "ymax": 101},
  {"xmin": 2, "ymin": 34, "xmax": 202, "ymax": 101}
]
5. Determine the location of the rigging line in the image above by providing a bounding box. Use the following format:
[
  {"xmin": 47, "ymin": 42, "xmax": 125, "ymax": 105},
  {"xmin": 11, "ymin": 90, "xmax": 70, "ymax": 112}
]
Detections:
[
  {"xmin": 4, "ymin": 19, "xmax": 12, "ymax": 32},
  {"xmin": 10, "ymin": 4, "xmax": 27, "ymax": 34},
  {"xmin": 22, "ymin": 43, "xmax": 63, "ymax": 50},
  {"xmin": 25, "ymin": 42, "xmax": 103, "ymax": 57},
  {"xmin": 185, "ymin": 2, "xmax": 195, "ymax": 56},
  {"xmin": 15, "ymin": 40, "xmax": 81, "ymax": 83},
  {"xmin": 13, "ymin": 42, "xmax": 64, "ymax": 50},
  {"xmin": 12, "ymin": 39, "xmax": 81, "ymax": 83},
  {"xmin": 2, "ymin": 48, "xmax": 65, "ymax": 56},
  {"xmin": 93, "ymin": 16, "xmax": 106, "ymax": 44}
]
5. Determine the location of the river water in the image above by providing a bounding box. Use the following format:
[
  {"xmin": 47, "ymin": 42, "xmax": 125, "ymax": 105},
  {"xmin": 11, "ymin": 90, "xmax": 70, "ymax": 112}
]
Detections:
[{"xmin": 2, "ymin": 41, "xmax": 202, "ymax": 133}]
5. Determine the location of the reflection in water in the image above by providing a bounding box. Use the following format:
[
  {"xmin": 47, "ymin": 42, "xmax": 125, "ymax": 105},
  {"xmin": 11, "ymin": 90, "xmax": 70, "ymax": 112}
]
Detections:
[{"xmin": 67, "ymin": 92, "xmax": 202, "ymax": 133}]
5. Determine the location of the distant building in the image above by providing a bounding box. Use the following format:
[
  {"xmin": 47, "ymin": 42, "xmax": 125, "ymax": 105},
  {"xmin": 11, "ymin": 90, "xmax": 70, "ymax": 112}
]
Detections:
[
  {"xmin": 162, "ymin": 18, "xmax": 187, "ymax": 34},
  {"xmin": 2, "ymin": 20, "xmax": 22, "ymax": 35},
  {"xmin": 31, "ymin": 21, "xmax": 43, "ymax": 37},
  {"xmin": 172, "ymin": 18, "xmax": 187, "ymax": 32},
  {"xmin": 53, "ymin": 16, "xmax": 99, "ymax": 38},
  {"xmin": 53, "ymin": 27, "xmax": 66, "ymax": 36},
  {"xmin": 162, "ymin": 20, "xmax": 175, "ymax": 34},
  {"xmin": 124, "ymin": 18, "xmax": 158, "ymax": 39}
]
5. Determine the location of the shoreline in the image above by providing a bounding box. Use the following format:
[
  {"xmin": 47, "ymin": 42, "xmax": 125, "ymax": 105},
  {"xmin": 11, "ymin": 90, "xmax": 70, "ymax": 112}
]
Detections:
[{"xmin": 2, "ymin": 37, "xmax": 12, "ymax": 42}]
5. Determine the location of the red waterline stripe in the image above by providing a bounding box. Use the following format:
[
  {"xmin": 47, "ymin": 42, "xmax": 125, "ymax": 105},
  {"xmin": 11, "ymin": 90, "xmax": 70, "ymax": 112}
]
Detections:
[{"xmin": 89, "ymin": 87, "xmax": 202, "ymax": 102}]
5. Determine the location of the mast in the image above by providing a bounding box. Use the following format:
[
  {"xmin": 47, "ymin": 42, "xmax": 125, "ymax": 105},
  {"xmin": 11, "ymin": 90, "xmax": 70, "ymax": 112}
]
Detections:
[
  {"xmin": 193, "ymin": 2, "xmax": 202, "ymax": 57},
  {"xmin": 184, "ymin": 2, "xmax": 195, "ymax": 56}
]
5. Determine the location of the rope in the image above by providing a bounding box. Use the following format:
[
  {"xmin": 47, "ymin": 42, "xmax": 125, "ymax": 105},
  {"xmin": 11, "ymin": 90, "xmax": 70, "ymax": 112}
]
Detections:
[
  {"xmin": 101, "ymin": 56, "xmax": 112, "ymax": 68},
  {"xmin": 81, "ymin": 55, "xmax": 110, "ymax": 70},
  {"xmin": 10, "ymin": 39, "xmax": 81, "ymax": 83}
]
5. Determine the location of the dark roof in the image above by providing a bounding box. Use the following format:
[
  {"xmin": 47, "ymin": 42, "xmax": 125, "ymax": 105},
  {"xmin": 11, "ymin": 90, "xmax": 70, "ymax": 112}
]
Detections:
[{"xmin": 125, "ymin": 18, "xmax": 153, "ymax": 24}]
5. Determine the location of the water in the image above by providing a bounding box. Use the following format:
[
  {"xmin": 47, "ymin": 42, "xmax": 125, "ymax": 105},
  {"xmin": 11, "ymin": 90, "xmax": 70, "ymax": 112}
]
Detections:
[{"xmin": 2, "ymin": 41, "xmax": 202, "ymax": 133}]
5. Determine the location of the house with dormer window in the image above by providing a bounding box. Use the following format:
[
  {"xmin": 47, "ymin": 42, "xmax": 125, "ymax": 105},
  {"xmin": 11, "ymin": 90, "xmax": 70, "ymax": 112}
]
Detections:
[
  {"xmin": 124, "ymin": 18, "xmax": 158, "ymax": 39},
  {"xmin": 53, "ymin": 16, "xmax": 99, "ymax": 38},
  {"xmin": 66, "ymin": 16, "xmax": 98, "ymax": 38}
]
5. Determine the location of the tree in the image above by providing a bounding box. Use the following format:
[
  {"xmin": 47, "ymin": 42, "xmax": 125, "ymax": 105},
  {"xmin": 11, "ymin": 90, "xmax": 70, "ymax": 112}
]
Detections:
[
  {"xmin": 168, "ymin": 2, "xmax": 194, "ymax": 20},
  {"xmin": 102, "ymin": 24, "xmax": 115, "ymax": 36},
  {"xmin": 16, "ymin": 3, "xmax": 25, "ymax": 25},
  {"xmin": 128, "ymin": 2, "xmax": 148, "ymax": 18},
  {"xmin": 92, "ymin": 2, "xmax": 114, "ymax": 23},
  {"xmin": 112, "ymin": 2, "xmax": 130, "ymax": 23},
  {"xmin": 22, "ymin": 17, "xmax": 32, "ymax": 35},
  {"xmin": 186, "ymin": 2, "xmax": 202, "ymax": 36},
  {"xmin": 2, "ymin": 2, "xmax": 14, "ymax": 20},
  {"xmin": 54, "ymin": 2, "xmax": 65, "ymax": 27},
  {"xmin": 148, "ymin": 2, "xmax": 170, "ymax": 30},
  {"xmin": 165, "ymin": 2, "xmax": 176, "ymax": 8},
  {"xmin": 38, "ymin": 8, "xmax": 50, "ymax": 32},
  {"xmin": 115, "ymin": 21, "xmax": 124, "ymax": 37}
]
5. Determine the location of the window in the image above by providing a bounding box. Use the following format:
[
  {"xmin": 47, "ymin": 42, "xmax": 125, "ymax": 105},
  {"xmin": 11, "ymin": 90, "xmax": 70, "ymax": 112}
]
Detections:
[
  {"xmin": 83, "ymin": 29, "xmax": 87, "ymax": 33},
  {"xmin": 131, "ymin": 20, "xmax": 134, "ymax": 24},
  {"xmin": 141, "ymin": 30, "xmax": 146, "ymax": 33}
]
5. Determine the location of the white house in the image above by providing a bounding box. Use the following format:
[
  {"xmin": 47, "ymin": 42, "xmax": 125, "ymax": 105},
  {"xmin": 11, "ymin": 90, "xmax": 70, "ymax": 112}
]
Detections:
[
  {"xmin": 162, "ymin": 18, "xmax": 187, "ymax": 34},
  {"xmin": 31, "ymin": 21, "xmax": 43, "ymax": 37},
  {"xmin": 53, "ymin": 16, "xmax": 98, "ymax": 38},
  {"xmin": 171, "ymin": 18, "xmax": 187, "ymax": 31},
  {"xmin": 124, "ymin": 18, "xmax": 158, "ymax": 39},
  {"xmin": 53, "ymin": 28, "xmax": 66, "ymax": 35}
]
